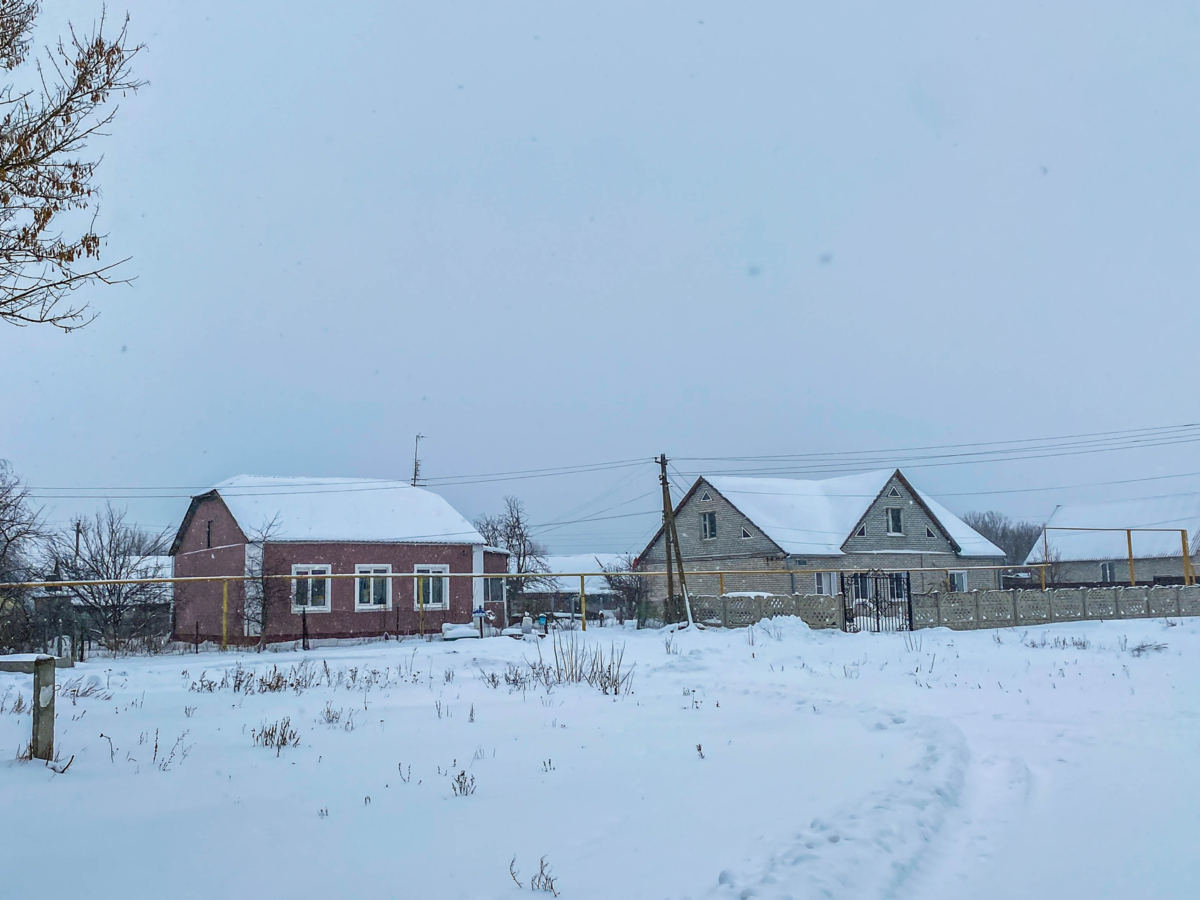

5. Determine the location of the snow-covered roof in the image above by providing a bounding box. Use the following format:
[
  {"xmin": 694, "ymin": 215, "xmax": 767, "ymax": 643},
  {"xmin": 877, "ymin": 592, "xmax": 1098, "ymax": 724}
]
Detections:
[
  {"xmin": 533, "ymin": 554, "xmax": 626, "ymax": 594},
  {"xmin": 703, "ymin": 470, "xmax": 1004, "ymax": 558},
  {"xmin": 1025, "ymin": 493, "xmax": 1200, "ymax": 563},
  {"xmin": 209, "ymin": 476, "xmax": 484, "ymax": 545}
]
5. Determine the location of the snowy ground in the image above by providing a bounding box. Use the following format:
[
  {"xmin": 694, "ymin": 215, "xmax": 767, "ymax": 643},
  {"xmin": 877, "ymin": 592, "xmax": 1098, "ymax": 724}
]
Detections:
[{"xmin": 2, "ymin": 617, "xmax": 1198, "ymax": 900}]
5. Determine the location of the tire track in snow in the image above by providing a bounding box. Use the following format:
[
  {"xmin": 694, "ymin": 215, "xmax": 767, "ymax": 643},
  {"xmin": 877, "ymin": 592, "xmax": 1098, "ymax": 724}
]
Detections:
[{"xmin": 706, "ymin": 715, "xmax": 969, "ymax": 900}]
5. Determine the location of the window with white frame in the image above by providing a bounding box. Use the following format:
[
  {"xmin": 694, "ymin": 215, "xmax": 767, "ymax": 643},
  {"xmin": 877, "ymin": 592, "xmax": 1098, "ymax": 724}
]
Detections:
[
  {"xmin": 948, "ymin": 570, "xmax": 968, "ymax": 592},
  {"xmin": 1100, "ymin": 562, "xmax": 1116, "ymax": 583},
  {"xmin": 355, "ymin": 564, "xmax": 391, "ymax": 610},
  {"xmin": 741, "ymin": 526, "xmax": 751, "ymax": 539},
  {"xmin": 292, "ymin": 565, "xmax": 331, "ymax": 612},
  {"xmin": 701, "ymin": 511, "xmax": 717, "ymax": 540},
  {"xmin": 885, "ymin": 508, "xmax": 904, "ymax": 535},
  {"xmin": 814, "ymin": 572, "xmax": 837, "ymax": 596},
  {"xmin": 484, "ymin": 576, "xmax": 506, "ymax": 605},
  {"xmin": 414, "ymin": 564, "xmax": 450, "ymax": 610}
]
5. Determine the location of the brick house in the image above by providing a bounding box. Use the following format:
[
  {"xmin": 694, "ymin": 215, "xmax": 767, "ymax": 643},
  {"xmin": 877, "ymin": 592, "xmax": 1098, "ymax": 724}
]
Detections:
[
  {"xmin": 1025, "ymin": 495, "xmax": 1200, "ymax": 586},
  {"xmin": 171, "ymin": 477, "xmax": 508, "ymax": 643},
  {"xmin": 635, "ymin": 469, "xmax": 1004, "ymax": 597}
]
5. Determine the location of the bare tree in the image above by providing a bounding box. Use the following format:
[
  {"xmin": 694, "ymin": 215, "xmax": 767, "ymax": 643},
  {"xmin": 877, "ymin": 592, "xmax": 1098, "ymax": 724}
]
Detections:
[
  {"xmin": 52, "ymin": 504, "xmax": 170, "ymax": 650},
  {"xmin": 242, "ymin": 514, "xmax": 288, "ymax": 650},
  {"xmin": 474, "ymin": 496, "xmax": 552, "ymax": 617},
  {"xmin": 602, "ymin": 553, "xmax": 648, "ymax": 627},
  {"xmin": 962, "ymin": 511, "xmax": 1044, "ymax": 566},
  {"xmin": 0, "ymin": 2, "xmax": 145, "ymax": 330},
  {"xmin": 0, "ymin": 460, "xmax": 43, "ymax": 650}
]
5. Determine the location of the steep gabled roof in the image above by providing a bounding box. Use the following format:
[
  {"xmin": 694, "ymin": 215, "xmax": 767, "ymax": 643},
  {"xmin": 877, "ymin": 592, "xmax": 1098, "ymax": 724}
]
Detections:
[
  {"xmin": 171, "ymin": 476, "xmax": 483, "ymax": 551},
  {"xmin": 1025, "ymin": 492, "xmax": 1200, "ymax": 563},
  {"xmin": 637, "ymin": 469, "xmax": 1004, "ymax": 560}
]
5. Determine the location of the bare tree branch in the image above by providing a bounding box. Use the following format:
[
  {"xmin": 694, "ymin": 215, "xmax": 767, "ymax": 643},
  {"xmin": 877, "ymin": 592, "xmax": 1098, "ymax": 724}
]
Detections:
[{"xmin": 0, "ymin": 2, "xmax": 145, "ymax": 330}]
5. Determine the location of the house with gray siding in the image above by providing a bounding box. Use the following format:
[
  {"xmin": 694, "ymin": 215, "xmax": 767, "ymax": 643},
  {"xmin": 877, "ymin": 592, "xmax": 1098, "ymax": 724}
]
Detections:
[
  {"xmin": 1025, "ymin": 494, "xmax": 1200, "ymax": 586},
  {"xmin": 635, "ymin": 469, "xmax": 1004, "ymax": 598}
]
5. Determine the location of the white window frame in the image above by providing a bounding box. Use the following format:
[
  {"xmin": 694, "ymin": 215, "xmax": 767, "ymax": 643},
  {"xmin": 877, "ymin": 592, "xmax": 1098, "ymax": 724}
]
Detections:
[
  {"xmin": 948, "ymin": 570, "xmax": 968, "ymax": 592},
  {"xmin": 741, "ymin": 526, "xmax": 751, "ymax": 539},
  {"xmin": 926, "ymin": 526, "xmax": 936, "ymax": 538},
  {"xmin": 292, "ymin": 564, "xmax": 332, "ymax": 613},
  {"xmin": 701, "ymin": 511, "xmax": 717, "ymax": 540},
  {"xmin": 354, "ymin": 564, "xmax": 392, "ymax": 611},
  {"xmin": 814, "ymin": 572, "xmax": 836, "ymax": 596},
  {"xmin": 414, "ymin": 564, "xmax": 450, "ymax": 611},
  {"xmin": 483, "ymin": 576, "xmax": 506, "ymax": 605},
  {"xmin": 701, "ymin": 490, "xmax": 712, "ymax": 502},
  {"xmin": 885, "ymin": 507, "xmax": 904, "ymax": 535},
  {"xmin": 1100, "ymin": 562, "xmax": 1116, "ymax": 583}
]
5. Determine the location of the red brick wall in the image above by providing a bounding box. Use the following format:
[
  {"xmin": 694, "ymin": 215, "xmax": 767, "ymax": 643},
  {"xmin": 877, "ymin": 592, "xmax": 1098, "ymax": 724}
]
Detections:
[
  {"xmin": 172, "ymin": 495, "xmax": 503, "ymax": 643},
  {"xmin": 172, "ymin": 495, "xmax": 247, "ymax": 642}
]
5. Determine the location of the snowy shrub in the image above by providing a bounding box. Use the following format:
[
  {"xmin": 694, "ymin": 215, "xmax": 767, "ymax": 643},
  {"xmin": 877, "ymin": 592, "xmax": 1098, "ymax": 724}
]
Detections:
[
  {"xmin": 1131, "ymin": 641, "xmax": 1168, "ymax": 657},
  {"xmin": 252, "ymin": 717, "xmax": 300, "ymax": 756},
  {"xmin": 479, "ymin": 669, "xmax": 501, "ymax": 689},
  {"xmin": 451, "ymin": 770, "xmax": 476, "ymax": 797},
  {"xmin": 320, "ymin": 703, "xmax": 342, "ymax": 725},
  {"xmin": 529, "ymin": 857, "xmax": 560, "ymax": 895}
]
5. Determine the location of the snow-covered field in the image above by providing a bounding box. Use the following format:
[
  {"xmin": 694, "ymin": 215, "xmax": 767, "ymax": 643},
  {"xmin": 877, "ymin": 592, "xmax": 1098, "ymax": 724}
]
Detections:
[{"xmin": 2, "ymin": 617, "xmax": 1198, "ymax": 899}]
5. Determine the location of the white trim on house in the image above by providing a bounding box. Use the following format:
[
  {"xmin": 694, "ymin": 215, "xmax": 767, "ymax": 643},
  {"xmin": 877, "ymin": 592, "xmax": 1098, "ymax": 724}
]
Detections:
[
  {"xmin": 354, "ymin": 564, "xmax": 392, "ymax": 611},
  {"xmin": 414, "ymin": 564, "xmax": 450, "ymax": 611},
  {"xmin": 292, "ymin": 564, "xmax": 332, "ymax": 613},
  {"xmin": 472, "ymin": 545, "xmax": 485, "ymax": 611}
]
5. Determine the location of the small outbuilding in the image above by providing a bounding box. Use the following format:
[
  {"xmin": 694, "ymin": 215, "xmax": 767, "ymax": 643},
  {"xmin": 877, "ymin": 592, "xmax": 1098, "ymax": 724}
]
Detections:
[{"xmin": 1025, "ymin": 495, "xmax": 1200, "ymax": 586}]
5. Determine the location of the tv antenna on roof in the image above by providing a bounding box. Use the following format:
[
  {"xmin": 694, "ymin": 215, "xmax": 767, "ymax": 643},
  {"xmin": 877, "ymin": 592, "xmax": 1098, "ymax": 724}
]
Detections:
[{"xmin": 412, "ymin": 434, "xmax": 425, "ymax": 486}]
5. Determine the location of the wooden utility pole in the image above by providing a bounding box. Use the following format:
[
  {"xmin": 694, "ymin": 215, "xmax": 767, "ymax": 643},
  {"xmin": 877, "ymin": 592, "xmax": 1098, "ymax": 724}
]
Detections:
[
  {"xmin": 658, "ymin": 454, "xmax": 675, "ymax": 620},
  {"xmin": 412, "ymin": 434, "xmax": 425, "ymax": 486},
  {"xmin": 657, "ymin": 454, "xmax": 695, "ymax": 628}
]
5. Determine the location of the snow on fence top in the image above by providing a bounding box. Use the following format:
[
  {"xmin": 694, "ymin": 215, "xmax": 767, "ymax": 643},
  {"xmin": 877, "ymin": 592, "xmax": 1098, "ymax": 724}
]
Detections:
[
  {"xmin": 705, "ymin": 470, "xmax": 1004, "ymax": 558},
  {"xmin": 210, "ymin": 476, "xmax": 485, "ymax": 545},
  {"xmin": 1025, "ymin": 492, "xmax": 1200, "ymax": 563}
]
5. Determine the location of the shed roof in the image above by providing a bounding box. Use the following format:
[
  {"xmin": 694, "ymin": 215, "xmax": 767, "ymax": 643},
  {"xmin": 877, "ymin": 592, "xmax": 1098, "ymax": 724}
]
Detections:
[
  {"xmin": 532, "ymin": 554, "xmax": 626, "ymax": 594},
  {"xmin": 1025, "ymin": 493, "xmax": 1200, "ymax": 563}
]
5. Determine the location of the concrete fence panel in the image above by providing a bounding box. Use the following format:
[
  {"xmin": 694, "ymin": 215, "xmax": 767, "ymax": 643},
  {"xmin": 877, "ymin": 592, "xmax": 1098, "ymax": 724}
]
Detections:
[
  {"xmin": 1016, "ymin": 590, "xmax": 1051, "ymax": 625},
  {"xmin": 1179, "ymin": 585, "xmax": 1200, "ymax": 616},
  {"xmin": 1084, "ymin": 588, "xmax": 1117, "ymax": 618},
  {"xmin": 978, "ymin": 590, "xmax": 1017, "ymax": 626},
  {"xmin": 1147, "ymin": 586, "xmax": 1179, "ymax": 617},
  {"xmin": 1115, "ymin": 587, "xmax": 1150, "ymax": 618}
]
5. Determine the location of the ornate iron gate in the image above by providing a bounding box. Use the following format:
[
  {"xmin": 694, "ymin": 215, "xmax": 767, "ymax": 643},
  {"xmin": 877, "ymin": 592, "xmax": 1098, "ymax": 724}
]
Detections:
[{"xmin": 840, "ymin": 570, "xmax": 913, "ymax": 633}]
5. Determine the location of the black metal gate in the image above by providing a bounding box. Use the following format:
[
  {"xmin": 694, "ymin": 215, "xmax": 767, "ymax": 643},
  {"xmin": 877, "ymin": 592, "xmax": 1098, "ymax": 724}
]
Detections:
[{"xmin": 840, "ymin": 570, "xmax": 913, "ymax": 633}]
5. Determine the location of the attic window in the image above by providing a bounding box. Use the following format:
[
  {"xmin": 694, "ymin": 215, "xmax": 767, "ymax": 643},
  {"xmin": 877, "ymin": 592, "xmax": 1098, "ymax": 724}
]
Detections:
[
  {"xmin": 741, "ymin": 526, "xmax": 751, "ymax": 539},
  {"xmin": 886, "ymin": 508, "xmax": 903, "ymax": 535},
  {"xmin": 855, "ymin": 524, "xmax": 866, "ymax": 537},
  {"xmin": 206, "ymin": 520, "xmax": 212, "ymax": 549},
  {"xmin": 888, "ymin": 487, "xmax": 901, "ymax": 498},
  {"xmin": 926, "ymin": 526, "xmax": 936, "ymax": 538},
  {"xmin": 701, "ymin": 491, "xmax": 712, "ymax": 502}
]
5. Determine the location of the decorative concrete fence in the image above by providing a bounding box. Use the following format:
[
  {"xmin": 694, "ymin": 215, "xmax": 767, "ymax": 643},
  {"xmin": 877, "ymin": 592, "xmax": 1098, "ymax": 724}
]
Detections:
[
  {"xmin": 682, "ymin": 584, "xmax": 1200, "ymax": 633},
  {"xmin": 688, "ymin": 594, "xmax": 841, "ymax": 631},
  {"xmin": 911, "ymin": 584, "xmax": 1200, "ymax": 631}
]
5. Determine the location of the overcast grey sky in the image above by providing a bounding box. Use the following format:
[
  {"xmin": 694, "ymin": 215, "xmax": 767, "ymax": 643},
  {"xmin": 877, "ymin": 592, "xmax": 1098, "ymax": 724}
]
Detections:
[{"xmin": 4, "ymin": 1, "xmax": 1200, "ymax": 554}]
